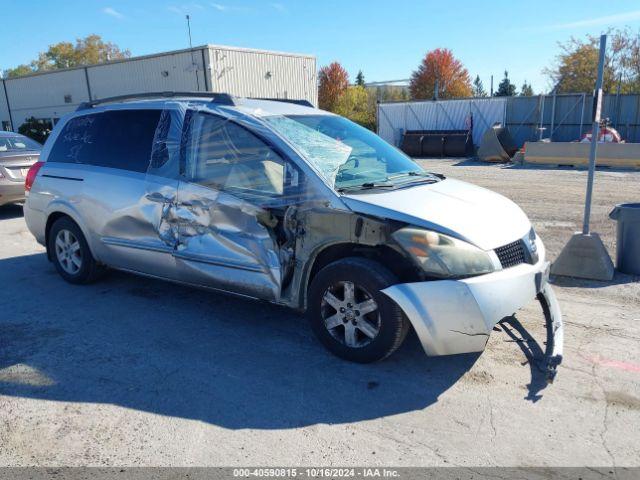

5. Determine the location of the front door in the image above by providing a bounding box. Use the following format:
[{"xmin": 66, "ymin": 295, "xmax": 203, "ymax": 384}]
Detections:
[{"xmin": 172, "ymin": 112, "xmax": 288, "ymax": 301}]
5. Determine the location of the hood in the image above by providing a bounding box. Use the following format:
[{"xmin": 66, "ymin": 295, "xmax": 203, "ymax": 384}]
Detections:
[{"xmin": 342, "ymin": 178, "xmax": 531, "ymax": 250}]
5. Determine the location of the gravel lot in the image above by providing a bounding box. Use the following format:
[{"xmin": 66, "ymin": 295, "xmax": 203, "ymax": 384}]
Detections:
[{"xmin": 1, "ymin": 159, "xmax": 639, "ymax": 467}]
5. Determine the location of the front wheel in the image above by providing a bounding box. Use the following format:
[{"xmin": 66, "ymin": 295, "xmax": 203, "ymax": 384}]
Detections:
[{"xmin": 307, "ymin": 257, "xmax": 409, "ymax": 363}]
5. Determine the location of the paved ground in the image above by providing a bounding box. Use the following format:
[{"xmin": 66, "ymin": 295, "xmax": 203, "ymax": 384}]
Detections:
[{"xmin": 0, "ymin": 159, "xmax": 639, "ymax": 467}]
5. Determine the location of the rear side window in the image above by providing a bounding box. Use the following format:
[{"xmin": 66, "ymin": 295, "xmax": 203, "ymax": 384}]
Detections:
[
  {"xmin": 0, "ymin": 135, "xmax": 42, "ymax": 151},
  {"xmin": 48, "ymin": 109, "xmax": 162, "ymax": 173}
]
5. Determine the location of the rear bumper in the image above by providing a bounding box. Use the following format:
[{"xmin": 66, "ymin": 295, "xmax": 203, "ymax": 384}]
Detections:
[
  {"xmin": 0, "ymin": 181, "xmax": 25, "ymax": 206},
  {"xmin": 382, "ymin": 256, "xmax": 563, "ymax": 381}
]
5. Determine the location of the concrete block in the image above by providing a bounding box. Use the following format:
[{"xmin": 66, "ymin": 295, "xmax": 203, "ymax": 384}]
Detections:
[
  {"xmin": 524, "ymin": 142, "xmax": 640, "ymax": 170},
  {"xmin": 550, "ymin": 232, "xmax": 614, "ymax": 281}
]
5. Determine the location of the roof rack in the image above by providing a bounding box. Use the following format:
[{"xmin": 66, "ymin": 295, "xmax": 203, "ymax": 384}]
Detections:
[
  {"xmin": 76, "ymin": 91, "xmax": 235, "ymax": 111},
  {"xmin": 249, "ymin": 97, "xmax": 314, "ymax": 108}
]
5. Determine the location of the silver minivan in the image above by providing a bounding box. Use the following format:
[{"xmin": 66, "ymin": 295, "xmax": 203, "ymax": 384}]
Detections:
[{"xmin": 24, "ymin": 93, "xmax": 563, "ymax": 378}]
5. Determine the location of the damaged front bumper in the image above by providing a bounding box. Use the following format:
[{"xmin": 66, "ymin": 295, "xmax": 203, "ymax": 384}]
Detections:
[{"xmin": 381, "ymin": 259, "xmax": 563, "ymax": 382}]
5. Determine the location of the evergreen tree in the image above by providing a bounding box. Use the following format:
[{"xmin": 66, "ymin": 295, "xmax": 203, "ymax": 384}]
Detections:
[
  {"xmin": 494, "ymin": 70, "xmax": 517, "ymax": 96},
  {"xmin": 472, "ymin": 75, "xmax": 487, "ymax": 97},
  {"xmin": 355, "ymin": 70, "xmax": 365, "ymax": 87},
  {"xmin": 520, "ymin": 81, "xmax": 534, "ymax": 96}
]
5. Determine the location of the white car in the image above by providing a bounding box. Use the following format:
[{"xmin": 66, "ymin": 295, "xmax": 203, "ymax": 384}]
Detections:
[{"xmin": 23, "ymin": 93, "xmax": 563, "ymax": 380}]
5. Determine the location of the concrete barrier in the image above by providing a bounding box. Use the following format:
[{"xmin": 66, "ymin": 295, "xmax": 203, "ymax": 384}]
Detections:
[{"xmin": 524, "ymin": 142, "xmax": 640, "ymax": 170}]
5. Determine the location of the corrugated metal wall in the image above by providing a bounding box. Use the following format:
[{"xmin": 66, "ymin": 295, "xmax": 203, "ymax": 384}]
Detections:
[
  {"xmin": 2, "ymin": 68, "xmax": 89, "ymax": 128},
  {"xmin": 0, "ymin": 45, "xmax": 317, "ymax": 131},
  {"xmin": 507, "ymin": 94, "xmax": 640, "ymax": 146},
  {"xmin": 379, "ymin": 94, "xmax": 640, "ymax": 151},
  {"xmin": 87, "ymin": 50, "xmax": 206, "ymax": 99},
  {"xmin": 378, "ymin": 98, "xmax": 506, "ymax": 146},
  {"xmin": 208, "ymin": 46, "xmax": 317, "ymax": 106}
]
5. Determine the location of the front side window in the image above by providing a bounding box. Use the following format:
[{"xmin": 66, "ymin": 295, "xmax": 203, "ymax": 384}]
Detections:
[
  {"xmin": 264, "ymin": 114, "xmax": 436, "ymax": 191},
  {"xmin": 48, "ymin": 109, "xmax": 161, "ymax": 173},
  {"xmin": 0, "ymin": 135, "xmax": 42, "ymax": 152},
  {"xmin": 185, "ymin": 113, "xmax": 285, "ymax": 199}
]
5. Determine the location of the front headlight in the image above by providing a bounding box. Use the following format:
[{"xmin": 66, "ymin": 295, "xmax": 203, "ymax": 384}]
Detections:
[{"xmin": 393, "ymin": 227, "xmax": 496, "ymax": 278}]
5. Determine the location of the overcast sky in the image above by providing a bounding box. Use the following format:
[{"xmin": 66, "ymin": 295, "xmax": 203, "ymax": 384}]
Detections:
[{"xmin": 2, "ymin": 0, "xmax": 640, "ymax": 93}]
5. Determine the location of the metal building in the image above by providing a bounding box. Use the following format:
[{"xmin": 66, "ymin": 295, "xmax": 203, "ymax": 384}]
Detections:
[{"xmin": 0, "ymin": 44, "xmax": 317, "ymax": 131}]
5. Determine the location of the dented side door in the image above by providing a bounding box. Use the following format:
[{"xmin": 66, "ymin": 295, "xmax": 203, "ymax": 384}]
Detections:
[{"xmin": 170, "ymin": 111, "xmax": 285, "ymax": 301}]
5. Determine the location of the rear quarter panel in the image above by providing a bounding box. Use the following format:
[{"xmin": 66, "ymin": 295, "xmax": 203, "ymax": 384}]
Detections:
[{"xmin": 26, "ymin": 162, "xmax": 96, "ymax": 255}]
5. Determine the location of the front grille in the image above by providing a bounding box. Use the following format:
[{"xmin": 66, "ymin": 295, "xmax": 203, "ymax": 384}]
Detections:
[{"xmin": 495, "ymin": 239, "xmax": 526, "ymax": 268}]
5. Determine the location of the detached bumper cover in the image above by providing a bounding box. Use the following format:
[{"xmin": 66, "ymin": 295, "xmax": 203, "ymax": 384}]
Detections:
[
  {"xmin": 382, "ymin": 259, "xmax": 563, "ymax": 382},
  {"xmin": 538, "ymin": 283, "xmax": 563, "ymax": 383}
]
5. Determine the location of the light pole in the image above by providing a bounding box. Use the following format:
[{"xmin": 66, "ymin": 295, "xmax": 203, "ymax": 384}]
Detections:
[
  {"xmin": 186, "ymin": 14, "xmax": 200, "ymax": 91},
  {"xmin": 582, "ymin": 34, "xmax": 607, "ymax": 235},
  {"xmin": 550, "ymin": 34, "xmax": 614, "ymax": 281}
]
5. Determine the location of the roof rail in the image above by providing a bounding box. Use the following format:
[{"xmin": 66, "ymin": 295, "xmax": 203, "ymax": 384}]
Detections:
[
  {"xmin": 76, "ymin": 91, "xmax": 235, "ymax": 110},
  {"xmin": 249, "ymin": 97, "xmax": 314, "ymax": 108}
]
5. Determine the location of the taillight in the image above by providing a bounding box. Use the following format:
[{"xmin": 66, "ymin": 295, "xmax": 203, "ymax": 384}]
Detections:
[{"xmin": 25, "ymin": 161, "xmax": 44, "ymax": 192}]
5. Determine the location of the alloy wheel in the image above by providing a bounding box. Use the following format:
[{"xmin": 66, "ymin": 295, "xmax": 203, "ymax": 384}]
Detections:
[
  {"xmin": 55, "ymin": 229, "xmax": 83, "ymax": 275},
  {"xmin": 320, "ymin": 281, "xmax": 381, "ymax": 348}
]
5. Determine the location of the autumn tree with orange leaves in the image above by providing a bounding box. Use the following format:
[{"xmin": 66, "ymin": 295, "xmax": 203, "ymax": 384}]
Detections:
[
  {"xmin": 318, "ymin": 62, "xmax": 350, "ymax": 111},
  {"xmin": 410, "ymin": 48, "xmax": 472, "ymax": 100}
]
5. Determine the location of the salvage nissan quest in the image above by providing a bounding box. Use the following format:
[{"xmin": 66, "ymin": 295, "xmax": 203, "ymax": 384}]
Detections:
[{"xmin": 24, "ymin": 92, "xmax": 563, "ymax": 380}]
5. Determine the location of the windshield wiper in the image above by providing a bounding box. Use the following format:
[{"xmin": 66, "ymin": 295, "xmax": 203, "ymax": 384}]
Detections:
[
  {"xmin": 387, "ymin": 171, "xmax": 442, "ymax": 180},
  {"xmin": 337, "ymin": 181, "xmax": 395, "ymax": 193},
  {"xmin": 387, "ymin": 171, "xmax": 446, "ymax": 188}
]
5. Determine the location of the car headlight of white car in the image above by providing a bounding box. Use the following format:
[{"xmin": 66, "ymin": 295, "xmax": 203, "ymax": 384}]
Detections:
[{"xmin": 393, "ymin": 227, "xmax": 496, "ymax": 278}]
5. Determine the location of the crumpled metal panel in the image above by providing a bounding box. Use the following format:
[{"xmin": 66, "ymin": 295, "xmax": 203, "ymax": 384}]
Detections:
[
  {"xmin": 139, "ymin": 101, "xmax": 346, "ymax": 304},
  {"xmin": 144, "ymin": 104, "xmax": 186, "ymax": 250},
  {"xmin": 381, "ymin": 251, "xmax": 551, "ymax": 356},
  {"xmin": 172, "ymin": 182, "xmax": 283, "ymax": 300},
  {"xmin": 142, "ymin": 102, "xmax": 292, "ymax": 301}
]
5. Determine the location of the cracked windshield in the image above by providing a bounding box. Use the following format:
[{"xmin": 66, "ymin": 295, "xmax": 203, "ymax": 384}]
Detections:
[{"xmin": 265, "ymin": 114, "xmax": 437, "ymax": 191}]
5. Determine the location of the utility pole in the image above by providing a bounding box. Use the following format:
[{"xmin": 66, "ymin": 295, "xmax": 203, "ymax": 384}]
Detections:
[
  {"xmin": 550, "ymin": 34, "xmax": 614, "ymax": 281},
  {"xmin": 1, "ymin": 76, "xmax": 15, "ymax": 131},
  {"xmin": 490, "ymin": 75, "xmax": 493, "ymax": 96},
  {"xmin": 186, "ymin": 14, "xmax": 200, "ymax": 91}
]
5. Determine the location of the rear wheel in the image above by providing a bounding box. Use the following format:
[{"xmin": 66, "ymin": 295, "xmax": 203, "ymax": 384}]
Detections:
[
  {"xmin": 48, "ymin": 217, "xmax": 104, "ymax": 284},
  {"xmin": 308, "ymin": 257, "xmax": 409, "ymax": 363}
]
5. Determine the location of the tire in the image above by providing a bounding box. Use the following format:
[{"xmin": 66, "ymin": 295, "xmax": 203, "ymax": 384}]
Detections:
[
  {"xmin": 48, "ymin": 217, "xmax": 105, "ymax": 284},
  {"xmin": 307, "ymin": 257, "xmax": 409, "ymax": 363}
]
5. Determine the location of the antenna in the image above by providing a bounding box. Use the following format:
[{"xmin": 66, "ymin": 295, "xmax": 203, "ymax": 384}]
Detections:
[{"xmin": 186, "ymin": 14, "xmax": 200, "ymax": 91}]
